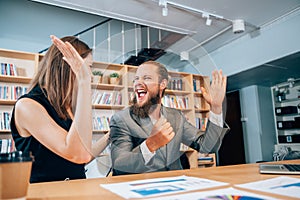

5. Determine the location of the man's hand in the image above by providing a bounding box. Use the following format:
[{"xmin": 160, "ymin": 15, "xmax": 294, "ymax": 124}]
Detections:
[
  {"xmin": 201, "ymin": 69, "xmax": 227, "ymax": 114},
  {"xmin": 145, "ymin": 116, "xmax": 175, "ymax": 152}
]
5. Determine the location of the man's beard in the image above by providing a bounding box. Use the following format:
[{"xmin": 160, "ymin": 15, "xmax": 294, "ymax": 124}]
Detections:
[{"xmin": 130, "ymin": 91, "xmax": 160, "ymax": 118}]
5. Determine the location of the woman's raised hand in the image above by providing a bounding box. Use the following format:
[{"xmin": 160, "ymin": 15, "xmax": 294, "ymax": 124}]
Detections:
[{"xmin": 50, "ymin": 35, "xmax": 91, "ymax": 81}]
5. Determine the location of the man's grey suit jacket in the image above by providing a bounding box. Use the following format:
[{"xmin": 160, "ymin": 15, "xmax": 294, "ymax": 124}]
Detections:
[{"xmin": 110, "ymin": 106, "xmax": 228, "ymax": 175}]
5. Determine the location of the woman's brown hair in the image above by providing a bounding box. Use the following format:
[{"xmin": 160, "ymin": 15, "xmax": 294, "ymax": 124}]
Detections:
[{"xmin": 29, "ymin": 36, "xmax": 92, "ymax": 120}]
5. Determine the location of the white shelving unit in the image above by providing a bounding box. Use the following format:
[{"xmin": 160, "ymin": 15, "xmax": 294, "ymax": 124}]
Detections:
[{"xmin": 271, "ymin": 78, "xmax": 300, "ymax": 153}]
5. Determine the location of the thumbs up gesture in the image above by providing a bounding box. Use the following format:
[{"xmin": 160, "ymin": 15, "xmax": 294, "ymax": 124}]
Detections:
[{"xmin": 146, "ymin": 116, "xmax": 175, "ymax": 152}]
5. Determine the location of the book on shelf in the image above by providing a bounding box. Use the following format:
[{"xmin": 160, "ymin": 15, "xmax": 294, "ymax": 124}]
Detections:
[
  {"xmin": 0, "ymin": 111, "xmax": 11, "ymax": 131},
  {"xmin": 193, "ymin": 78, "xmax": 201, "ymax": 92},
  {"xmin": 99, "ymin": 92, "xmax": 109, "ymax": 105},
  {"xmin": 116, "ymin": 93, "xmax": 122, "ymax": 105},
  {"xmin": 0, "ymin": 139, "xmax": 15, "ymax": 153},
  {"xmin": 1, "ymin": 63, "xmax": 16, "ymax": 76},
  {"xmin": 162, "ymin": 95, "xmax": 189, "ymax": 109},
  {"xmin": 93, "ymin": 115, "xmax": 110, "ymax": 131},
  {"xmin": 195, "ymin": 117, "xmax": 208, "ymax": 131},
  {"xmin": 0, "ymin": 62, "xmax": 27, "ymax": 77},
  {"xmin": 168, "ymin": 78, "xmax": 184, "ymax": 91},
  {"xmin": 184, "ymin": 96, "xmax": 189, "ymax": 108},
  {"xmin": 92, "ymin": 90, "xmax": 102, "ymax": 104},
  {"xmin": 92, "ymin": 90, "xmax": 122, "ymax": 105},
  {"xmin": 198, "ymin": 156, "xmax": 213, "ymax": 162},
  {"xmin": 198, "ymin": 153, "xmax": 215, "ymax": 164},
  {"xmin": 0, "ymin": 85, "xmax": 28, "ymax": 100}
]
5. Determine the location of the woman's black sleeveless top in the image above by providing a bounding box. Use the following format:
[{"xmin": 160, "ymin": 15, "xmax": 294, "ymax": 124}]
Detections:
[{"xmin": 10, "ymin": 85, "xmax": 86, "ymax": 183}]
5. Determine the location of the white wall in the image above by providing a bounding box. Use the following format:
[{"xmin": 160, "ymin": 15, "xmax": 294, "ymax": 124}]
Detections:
[{"xmin": 198, "ymin": 9, "xmax": 300, "ymax": 76}]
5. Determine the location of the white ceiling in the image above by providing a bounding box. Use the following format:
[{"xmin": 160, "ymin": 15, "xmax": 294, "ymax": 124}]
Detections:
[
  {"xmin": 31, "ymin": 0, "xmax": 300, "ymax": 90},
  {"xmin": 31, "ymin": 0, "xmax": 300, "ymax": 53}
]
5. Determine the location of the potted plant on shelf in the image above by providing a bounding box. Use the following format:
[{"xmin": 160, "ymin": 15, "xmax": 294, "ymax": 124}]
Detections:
[
  {"xmin": 92, "ymin": 70, "xmax": 103, "ymax": 84},
  {"xmin": 109, "ymin": 72, "xmax": 120, "ymax": 85}
]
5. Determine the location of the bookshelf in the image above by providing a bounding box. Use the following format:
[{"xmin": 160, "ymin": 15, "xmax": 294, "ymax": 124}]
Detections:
[
  {"xmin": 0, "ymin": 49, "xmax": 36, "ymax": 133},
  {"xmin": 0, "ymin": 48, "xmax": 37, "ymax": 153},
  {"xmin": 0, "ymin": 48, "xmax": 212, "ymax": 168},
  {"xmin": 91, "ymin": 62, "xmax": 127, "ymax": 134}
]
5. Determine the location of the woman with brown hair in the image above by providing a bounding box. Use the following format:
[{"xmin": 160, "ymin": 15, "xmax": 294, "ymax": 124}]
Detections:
[{"xmin": 10, "ymin": 35, "xmax": 109, "ymax": 183}]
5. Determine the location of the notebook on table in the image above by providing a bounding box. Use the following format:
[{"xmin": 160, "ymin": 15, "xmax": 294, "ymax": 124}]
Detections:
[{"xmin": 259, "ymin": 163, "xmax": 300, "ymax": 175}]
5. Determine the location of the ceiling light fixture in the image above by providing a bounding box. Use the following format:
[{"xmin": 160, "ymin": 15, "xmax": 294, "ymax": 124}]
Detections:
[
  {"xmin": 180, "ymin": 51, "xmax": 189, "ymax": 60},
  {"xmin": 232, "ymin": 19, "xmax": 245, "ymax": 34},
  {"xmin": 202, "ymin": 12, "xmax": 212, "ymax": 26},
  {"xmin": 206, "ymin": 17, "xmax": 212, "ymax": 26},
  {"xmin": 162, "ymin": 6, "xmax": 168, "ymax": 16},
  {"xmin": 159, "ymin": 0, "xmax": 168, "ymax": 16},
  {"xmin": 158, "ymin": 1, "xmax": 259, "ymax": 54},
  {"xmin": 157, "ymin": 1, "xmax": 227, "ymax": 25}
]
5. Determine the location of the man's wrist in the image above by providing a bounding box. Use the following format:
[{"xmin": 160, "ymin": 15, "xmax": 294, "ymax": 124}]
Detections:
[
  {"xmin": 145, "ymin": 139, "xmax": 157, "ymax": 153},
  {"xmin": 209, "ymin": 111, "xmax": 223, "ymax": 127},
  {"xmin": 211, "ymin": 106, "xmax": 222, "ymax": 115},
  {"xmin": 140, "ymin": 141, "xmax": 156, "ymax": 164}
]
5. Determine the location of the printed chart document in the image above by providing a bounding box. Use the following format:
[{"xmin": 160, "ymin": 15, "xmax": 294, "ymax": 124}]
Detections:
[
  {"xmin": 236, "ymin": 176, "xmax": 300, "ymax": 199},
  {"xmin": 147, "ymin": 187, "xmax": 276, "ymax": 200},
  {"xmin": 100, "ymin": 175, "xmax": 228, "ymax": 199}
]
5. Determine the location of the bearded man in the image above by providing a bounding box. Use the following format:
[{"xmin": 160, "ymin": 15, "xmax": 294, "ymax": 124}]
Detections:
[{"xmin": 109, "ymin": 61, "xmax": 229, "ymax": 175}]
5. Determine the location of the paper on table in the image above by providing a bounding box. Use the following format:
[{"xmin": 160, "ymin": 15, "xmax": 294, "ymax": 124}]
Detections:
[
  {"xmin": 235, "ymin": 176, "xmax": 300, "ymax": 199},
  {"xmin": 100, "ymin": 175, "xmax": 228, "ymax": 199},
  {"xmin": 147, "ymin": 187, "xmax": 276, "ymax": 200}
]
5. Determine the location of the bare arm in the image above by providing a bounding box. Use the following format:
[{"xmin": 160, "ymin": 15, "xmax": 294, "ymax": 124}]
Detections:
[
  {"xmin": 15, "ymin": 99, "xmax": 91, "ymax": 163},
  {"xmin": 51, "ymin": 35, "xmax": 110, "ymax": 160},
  {"xmin": 91, "ymin": 132, "xmax": 110, "ymax": 157}
]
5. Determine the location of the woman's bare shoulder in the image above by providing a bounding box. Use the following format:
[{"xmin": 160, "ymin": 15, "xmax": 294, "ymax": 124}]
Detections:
[{"xmin": 15, "ymin": 97, "xmax": 47, "ymax": 117}]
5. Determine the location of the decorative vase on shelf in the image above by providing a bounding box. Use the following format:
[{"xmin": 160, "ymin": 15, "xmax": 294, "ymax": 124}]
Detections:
[
  {"xmin": 109, "ymin": 72, "xmax": 120, "ymax": 85},
  {"xmin": 92, "ymin": 76, "xmax": 102, "ymax": 84},
  {"xmin": 92, "ymin": 70, "xmax": 103, "ymax": 84}
]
